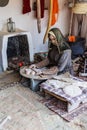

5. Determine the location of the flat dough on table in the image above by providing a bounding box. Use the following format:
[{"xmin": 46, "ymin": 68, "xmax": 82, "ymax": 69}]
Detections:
[
  {"xmin": 75, "ymin": 82, "xmax": 87, "ymax": 88},
  {"xmin": 25, "ymin": 68, "xmax": 36, "ymax": 75},
  {"xmin": 63, "ymin": 85, "xmax": 82, "ymax": 97},
  {"xmin": 45, "ymin": 79, "xmax": 71, "ymax": 89}
]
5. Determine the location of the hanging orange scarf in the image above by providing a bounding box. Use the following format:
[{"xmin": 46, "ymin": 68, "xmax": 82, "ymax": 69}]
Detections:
[{"xmin": 51, "ymin": 0, "xmax": 59, "ymax": 26}]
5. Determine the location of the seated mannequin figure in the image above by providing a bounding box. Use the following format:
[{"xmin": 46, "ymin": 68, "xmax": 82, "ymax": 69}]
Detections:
[{"xmin": 30, "ymin": 28, "xmax": 74, "ymax": 75}]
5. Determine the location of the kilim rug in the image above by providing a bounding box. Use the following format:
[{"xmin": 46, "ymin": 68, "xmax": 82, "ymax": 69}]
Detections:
[{"xmin": 40, "ymin": 97, "xmax": 87, "ymax": 122}]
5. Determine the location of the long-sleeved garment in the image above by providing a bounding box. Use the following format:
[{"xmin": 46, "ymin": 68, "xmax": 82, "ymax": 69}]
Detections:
[{"xmin": 36, "ymin": 28, "xmax": 73, "ymax": 74}]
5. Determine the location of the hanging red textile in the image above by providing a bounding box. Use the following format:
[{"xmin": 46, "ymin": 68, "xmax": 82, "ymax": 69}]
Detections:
[
  {"xmin": 51, "ymin": 0, "xmax": 59, "ymax": 25},
  {"xmin": 22, "ymin": 0, "xmax": 31, "ymax": 14},
  {"xmin": 40, "ymin": 0, "xmax": 44, "ymax": 18},
  {"xmin": 36, "ymin": 0, "xmax": 44, "ymax": 18}
]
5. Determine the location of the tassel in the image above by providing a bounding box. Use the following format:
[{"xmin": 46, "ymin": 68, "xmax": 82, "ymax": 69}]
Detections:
[{"xmin": 22, "ymin": 0, "xmax": 31, "ymax": 14}]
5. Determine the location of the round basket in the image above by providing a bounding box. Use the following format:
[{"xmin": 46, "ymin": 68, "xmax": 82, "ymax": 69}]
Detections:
[{"xmin": 0, "ymin": 0, "xmax": 9, "ymax": 7}]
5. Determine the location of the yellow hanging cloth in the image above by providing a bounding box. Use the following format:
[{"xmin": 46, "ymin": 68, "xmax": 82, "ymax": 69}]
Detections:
[{"xmin": 51, "ymin": 0, "xmax": 59, "ymax": 26}]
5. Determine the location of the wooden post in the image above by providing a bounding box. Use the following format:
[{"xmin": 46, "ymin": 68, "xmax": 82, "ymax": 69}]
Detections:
[{"xmin": 69, "ymin": 0, "xmax": 75, "ymax": 36}]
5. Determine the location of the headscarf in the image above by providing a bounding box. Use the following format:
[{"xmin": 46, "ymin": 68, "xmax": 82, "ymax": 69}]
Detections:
[
  {"xmin": 48, "ymin": 28, "xmax": 65, "ymax": 45},
  {"xmin": 48, "ymin": 28, "xmax": 70, "ymax": 53}
]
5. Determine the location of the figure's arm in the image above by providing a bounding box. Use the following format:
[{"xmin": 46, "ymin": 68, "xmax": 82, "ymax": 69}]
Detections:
[
  {"xmin": 42, "ymin": 66, "xmax": 59, "ymax": 75},
  {"xmin": 29, "ymin": 58, "xmax": 49, "ymax": 69},
  {"xmin": 36, "ymin": 58, "xmax": 50, "ymax": 68}
]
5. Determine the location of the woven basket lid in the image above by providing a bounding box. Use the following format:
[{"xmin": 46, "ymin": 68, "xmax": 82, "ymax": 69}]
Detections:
[{"xmin": 0, "ymin": 0, "xmax": 9, "ymax": 7}]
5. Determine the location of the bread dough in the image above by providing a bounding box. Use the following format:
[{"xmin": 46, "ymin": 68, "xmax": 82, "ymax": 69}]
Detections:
[
  {"xmin": 25, "ymin": 69, "xmax": 36, "ymax": 75},
  {"xmin": 63, "ymin": 85, "xmax": 82, "ymax": 97},
  {"xmin": 30, "ymin": 71, "xmax": 36, "ymax": 75},
  {"xmin": 75, "ymin": 82, "xmax": 87, "ymax": 88},
  {"xmin": 46, "ymin": 79, "xmax": 70, "ymax": 89},
  {"xmin": 25, "ymin": 68, "xmax": 32, "ymax": 75}
]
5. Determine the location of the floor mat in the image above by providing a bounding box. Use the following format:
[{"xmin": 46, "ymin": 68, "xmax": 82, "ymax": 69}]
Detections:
[
  {"xmin": 0, "ymin": 72, "xmax": 20, "ymax": 90},
  {"xmin": 40, "ymin": 97, "xmax": 87, "ymax": 122}
]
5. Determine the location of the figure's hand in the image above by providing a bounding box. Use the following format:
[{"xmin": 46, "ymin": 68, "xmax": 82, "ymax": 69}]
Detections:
[
  {"xmin": 35, "ymin": 69, "xmax": 43, "ymax": 75},
  {"xmin": 29, "ymin": 64, "xmax": 37, "ymax": 69},
  {"xmin": 42, "ymin": 66, "xmax": 59, "ymax": 75},
  {"xmin": 29, "ymin": 65, "xmax": 43, "ymax": 75}
]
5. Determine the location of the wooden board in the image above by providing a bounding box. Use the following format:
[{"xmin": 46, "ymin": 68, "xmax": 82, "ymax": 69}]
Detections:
[{"xmin": 44, "ymin": 89, "xmax": 82, "ymax": 112}]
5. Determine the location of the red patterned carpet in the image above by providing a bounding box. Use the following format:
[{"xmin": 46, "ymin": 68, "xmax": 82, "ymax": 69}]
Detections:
[{"xmin": 40, "ymin": 97, "xmax": 87, "ymax": 122}]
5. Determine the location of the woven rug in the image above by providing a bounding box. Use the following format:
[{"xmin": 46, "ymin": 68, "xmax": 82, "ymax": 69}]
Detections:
[{"xmin": 40, "ymin": 97, "xmax": 87, "ymax": 122}]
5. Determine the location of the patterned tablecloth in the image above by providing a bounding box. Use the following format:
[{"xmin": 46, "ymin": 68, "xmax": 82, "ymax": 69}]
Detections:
[{"xmin": 40, "ymin": 74, "xmax": 87, "ymax": 104}]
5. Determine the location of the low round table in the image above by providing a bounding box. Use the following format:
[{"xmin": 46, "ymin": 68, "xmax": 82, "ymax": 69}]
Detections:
[{"xmin": 20, "ymin": 66, "xmax": 56, "ymax": 91}]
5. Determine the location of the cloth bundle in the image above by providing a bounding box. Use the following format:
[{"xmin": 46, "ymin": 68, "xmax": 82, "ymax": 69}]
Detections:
[
  {"xmin": 72, "ymin": 3, "xmax": 87, "ymax": 14},
  {"xmin": 51, "ymin": 0, "xmax": 59, "ymax": 25},
  {"xmin": 22, "ymin": 0, "xmax": 31, "ymax": 14}
]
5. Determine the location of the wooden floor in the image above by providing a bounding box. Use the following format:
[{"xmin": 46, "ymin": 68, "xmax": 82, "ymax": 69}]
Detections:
[{"xmin": 0, "ymin": 71, "xmax": 87, "ymax": 130}]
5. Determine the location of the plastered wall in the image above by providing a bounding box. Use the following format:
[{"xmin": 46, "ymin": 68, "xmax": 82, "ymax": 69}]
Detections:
[{"xmin": 0, "ymin": 0, "xmax": 70, "ymax": 53}]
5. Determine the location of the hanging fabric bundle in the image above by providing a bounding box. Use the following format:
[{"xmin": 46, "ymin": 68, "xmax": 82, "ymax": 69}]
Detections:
[
  {"xmin": 22, "ymin": 0, "xmax": 31, "ymax": 14},
  {"xmin": 40, "ymin": 0, "xmax": 44, "ymax": 18},
  {"xmin": 51, "ymin": 0, "xmax": 59, "ymax": 26},
  {"xmin": 72, "ymin": 3, "xmax": 87, "ymax": 14}
]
